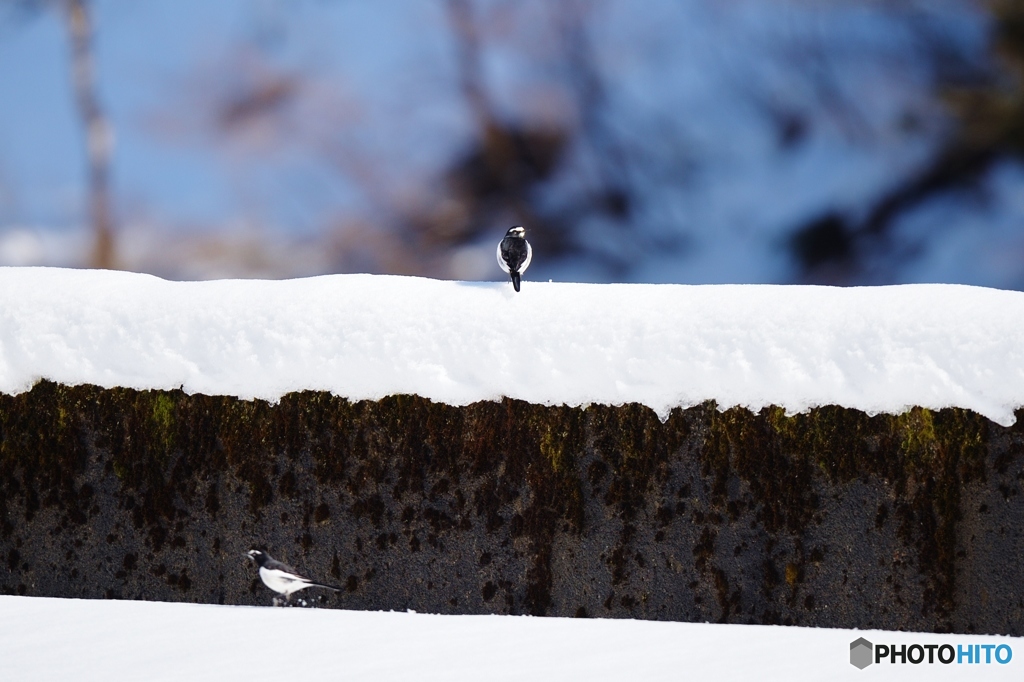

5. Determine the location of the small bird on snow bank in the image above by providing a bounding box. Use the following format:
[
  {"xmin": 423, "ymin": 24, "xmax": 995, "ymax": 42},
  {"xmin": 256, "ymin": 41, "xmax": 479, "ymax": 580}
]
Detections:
[
  {"xmin": 497, "ymin": 225, "xmax": 532, "ymax": 292},
  {"xmin": 246, "ymin": 549, "xmax": 341, "ymax": 606}
]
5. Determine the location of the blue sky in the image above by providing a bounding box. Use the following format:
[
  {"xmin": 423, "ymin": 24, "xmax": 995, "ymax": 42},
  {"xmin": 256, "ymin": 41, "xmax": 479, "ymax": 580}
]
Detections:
[
  {"xmin": 0, "ymin": 0, "xmax": 455, "ymax": 230},
  {"xmin": 4, "ymin": 1, "xmax": 1023, "ymax": 288}
]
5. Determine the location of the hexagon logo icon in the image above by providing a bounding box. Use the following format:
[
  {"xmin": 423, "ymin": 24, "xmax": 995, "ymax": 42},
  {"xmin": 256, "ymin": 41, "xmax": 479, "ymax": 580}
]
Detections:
[{"xmin": 850, "ymin": 637, "xmax": 873, "ymax": 669}]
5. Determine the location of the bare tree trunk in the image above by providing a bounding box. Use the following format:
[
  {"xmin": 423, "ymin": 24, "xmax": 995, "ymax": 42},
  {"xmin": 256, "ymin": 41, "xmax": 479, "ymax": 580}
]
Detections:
[{"xmin": 65, "ymin": 0, "xmax": 116, "ymax": 270}]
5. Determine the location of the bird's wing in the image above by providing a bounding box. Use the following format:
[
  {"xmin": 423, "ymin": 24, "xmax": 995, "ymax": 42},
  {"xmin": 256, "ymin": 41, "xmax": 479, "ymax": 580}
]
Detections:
[
  {"xmin": 497, "ymin": 241, "xmax": 511, "ymax": 273},
  {"xmin": 263, "ymin": 557, "xmax": 304, "ymax": 577},
  {"xmin": 501, "ymin": 239, "xmax": 529, "ymax": 272}
]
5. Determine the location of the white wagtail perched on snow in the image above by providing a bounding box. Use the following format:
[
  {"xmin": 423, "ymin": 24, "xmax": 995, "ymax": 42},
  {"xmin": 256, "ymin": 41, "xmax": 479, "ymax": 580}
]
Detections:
[
  {"xmin": 246, "ymin": 549, "xmax": 342, "ymax": 606},
  {"xmin": 497, "ymin": 225, "xmax": 532, "ymax": 292}
]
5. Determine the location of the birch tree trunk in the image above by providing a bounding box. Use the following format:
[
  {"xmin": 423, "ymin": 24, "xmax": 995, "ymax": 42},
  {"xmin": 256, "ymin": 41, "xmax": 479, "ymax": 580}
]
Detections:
[{"xmin": 65, "ymin": 0, "xmax": 116, "ymax": 270}]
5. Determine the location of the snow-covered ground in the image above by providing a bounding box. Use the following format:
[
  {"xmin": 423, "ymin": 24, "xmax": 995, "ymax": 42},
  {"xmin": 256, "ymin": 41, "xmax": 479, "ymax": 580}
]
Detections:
[
  {"xmin": 1, "ymin": 267, "xmax": 1024, "ymax": 424},
  {"xmin": 0, "ymin": 595, "xmax": 1018, "ymax": 681}
]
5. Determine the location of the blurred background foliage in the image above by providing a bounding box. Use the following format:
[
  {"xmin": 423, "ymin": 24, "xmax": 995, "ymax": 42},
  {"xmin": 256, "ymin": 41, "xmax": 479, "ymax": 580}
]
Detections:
[{"xmin": 0, "ymin": 0, "xmax": 1023, "ymax": 286}]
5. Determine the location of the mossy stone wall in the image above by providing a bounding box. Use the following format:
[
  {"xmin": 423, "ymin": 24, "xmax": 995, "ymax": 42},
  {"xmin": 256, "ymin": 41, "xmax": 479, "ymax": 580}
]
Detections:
[{"xmin": 1, "ymin": 381, "xmax": 1022, "ymax": 634}]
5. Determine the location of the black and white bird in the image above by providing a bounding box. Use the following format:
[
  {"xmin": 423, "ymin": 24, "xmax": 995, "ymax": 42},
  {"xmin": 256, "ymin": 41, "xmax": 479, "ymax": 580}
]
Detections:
[
  {"xmin": 246, "ymin": 549, "xmax": 342, "ymax": 606},
  {"xmin": 497, "ymin": 225, "xmax": 532, "ymax": 292}
]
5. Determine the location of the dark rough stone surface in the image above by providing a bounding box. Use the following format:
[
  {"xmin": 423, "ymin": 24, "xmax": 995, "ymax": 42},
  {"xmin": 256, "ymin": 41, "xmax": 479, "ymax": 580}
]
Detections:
[{"xmin": 0, "ymin": 381, "xmax": 1022, "ymax": 634}]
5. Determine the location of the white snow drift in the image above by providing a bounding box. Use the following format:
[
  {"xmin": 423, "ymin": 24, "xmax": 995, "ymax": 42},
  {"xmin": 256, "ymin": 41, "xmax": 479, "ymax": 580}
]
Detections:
[
  {"xmin": 0, "ymin": 596, "xmax": 1018, "ymax": 682},
  {"xmin": 1, "ymin": 266, "xmax": 1023, "ymax": 424}
]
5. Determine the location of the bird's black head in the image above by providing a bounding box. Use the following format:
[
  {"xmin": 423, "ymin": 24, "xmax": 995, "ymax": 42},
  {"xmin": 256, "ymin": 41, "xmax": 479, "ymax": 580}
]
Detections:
[
  {"xmin": 505, "ymin": 225, "xmax": 526, "ymax": 239},
  {"xmin": 246, "ymin": 549, "xmax": 269, "ymax": 567}
]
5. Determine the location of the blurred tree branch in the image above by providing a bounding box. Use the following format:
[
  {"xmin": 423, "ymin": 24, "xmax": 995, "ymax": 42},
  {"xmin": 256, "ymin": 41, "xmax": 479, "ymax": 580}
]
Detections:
[
  {"xmin": 129, "ymin": 0, "xmax": 991, "ymax": 284},
  {"xmin": 436, "ymin": 0, "xmax": 569, "ymax": 254},
  {"xmin": 430, "ymin": 0, "xmax": 672, "ymax": 276},
  {"xmin": 791, "ymin": 0, "xmax": 1024, "ymax": 284}
]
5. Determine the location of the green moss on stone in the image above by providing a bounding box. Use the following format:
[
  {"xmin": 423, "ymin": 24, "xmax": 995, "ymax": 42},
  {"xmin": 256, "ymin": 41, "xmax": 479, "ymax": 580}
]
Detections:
[{"xmin": 0, "ymin": 381, "xmax": 1013, "ymax": 630}]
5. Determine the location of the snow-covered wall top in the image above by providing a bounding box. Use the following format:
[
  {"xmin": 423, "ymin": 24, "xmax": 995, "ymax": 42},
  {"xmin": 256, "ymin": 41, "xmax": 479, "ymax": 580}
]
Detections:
[{"xmin": 1, "ymin": 267, "xmax": 1023, "ymax": 425}]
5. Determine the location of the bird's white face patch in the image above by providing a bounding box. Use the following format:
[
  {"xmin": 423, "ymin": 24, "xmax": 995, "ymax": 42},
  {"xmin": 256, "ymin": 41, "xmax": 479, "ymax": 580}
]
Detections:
[{"xmin": 510, "ymin": 227, "xmax": 525, "ymax": 236}]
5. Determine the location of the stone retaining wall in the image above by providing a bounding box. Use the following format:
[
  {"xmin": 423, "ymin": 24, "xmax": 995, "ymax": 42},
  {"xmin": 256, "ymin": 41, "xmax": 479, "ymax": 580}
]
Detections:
[{"xmin": 1, "ymin": 382, "xmax": 1021, "ymax": 634}]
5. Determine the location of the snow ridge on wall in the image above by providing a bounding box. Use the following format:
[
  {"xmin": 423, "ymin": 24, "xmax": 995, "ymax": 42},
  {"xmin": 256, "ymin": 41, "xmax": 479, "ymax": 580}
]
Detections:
[{"xmin": 0, "ymin": 267, "xmax": 1022, "ymax": 425}]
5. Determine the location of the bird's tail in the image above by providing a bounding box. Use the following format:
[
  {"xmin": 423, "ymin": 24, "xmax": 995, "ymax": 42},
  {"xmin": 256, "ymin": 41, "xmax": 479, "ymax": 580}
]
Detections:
[
  {"xmin": 307, "ymin": 580, "xmax": 343, "ymax": 592},
  {"xmin": 512, "ymin": 272, "xmax": 521, "ymax": 292}
]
